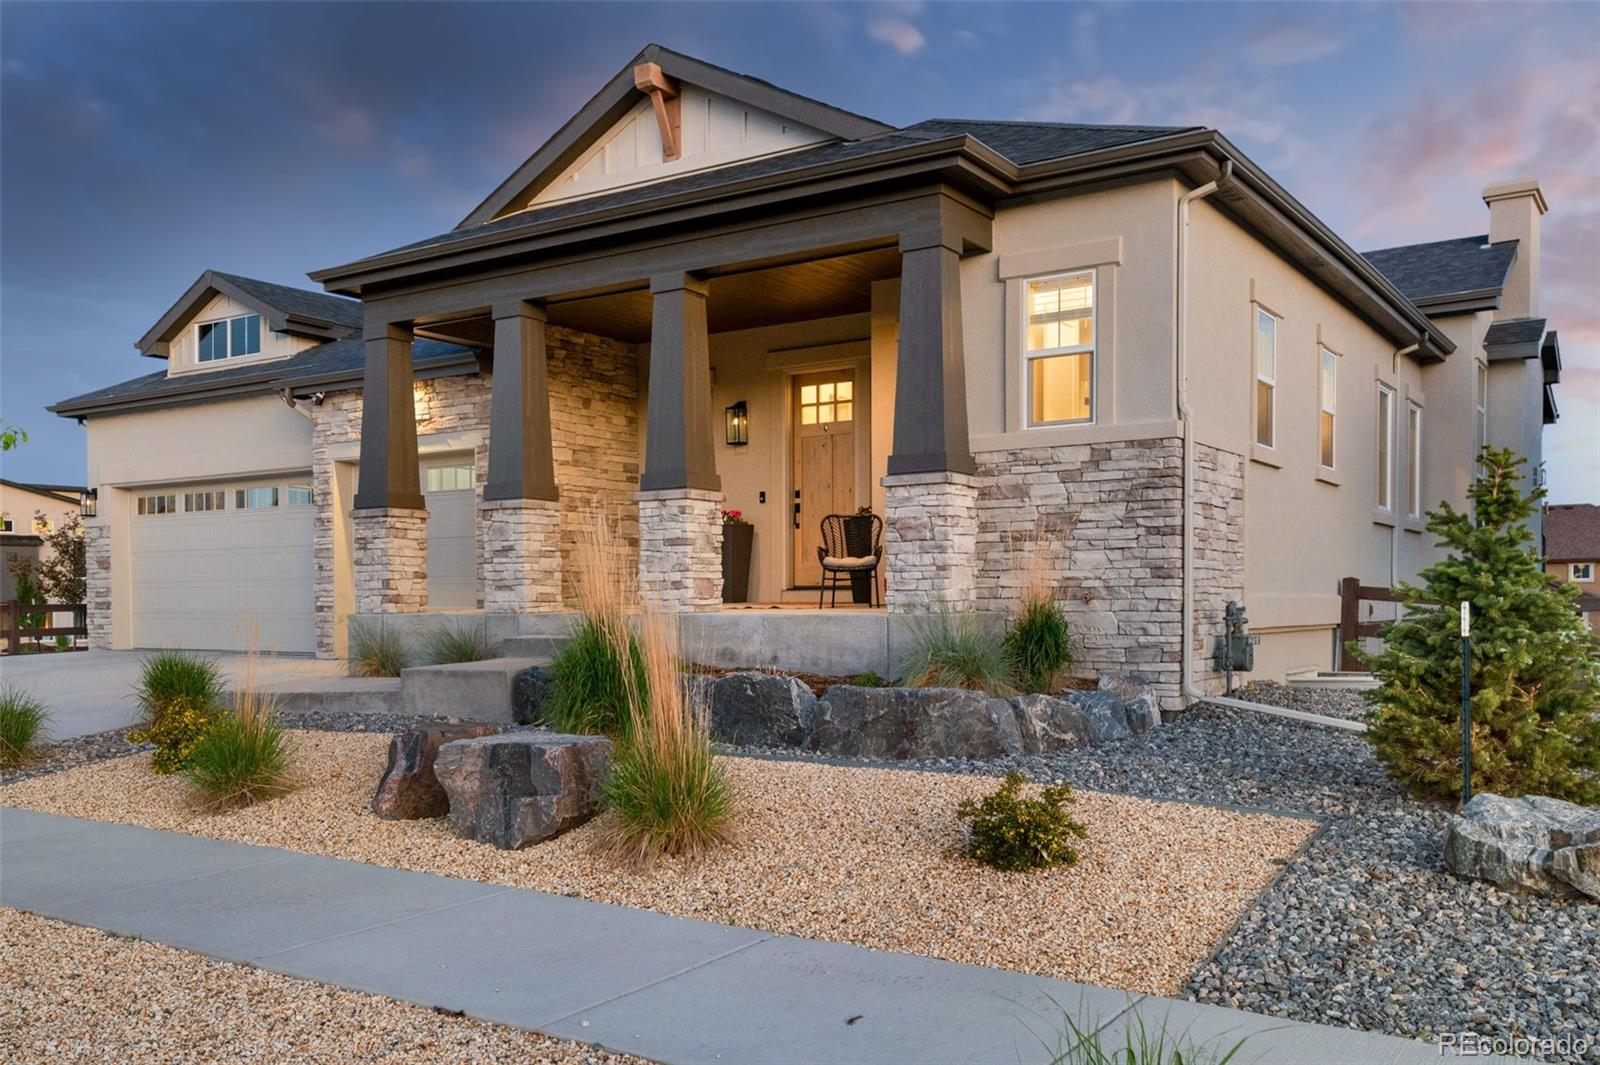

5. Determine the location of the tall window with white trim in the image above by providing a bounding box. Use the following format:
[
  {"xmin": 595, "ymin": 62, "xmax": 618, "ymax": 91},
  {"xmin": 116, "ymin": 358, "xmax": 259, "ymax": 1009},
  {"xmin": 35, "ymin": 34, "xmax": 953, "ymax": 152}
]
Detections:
[
  {"xmin": 1318, "ymin": 348, "xmax": 1337, "ymax": 470},
  {"xmin": 1474, "ymin": 362, "xmax": 1488, "ymax": 459},
  {"xmin": 1406, "ymin": 402, "xmax": 1422, "ymax": 518},
  {"xmin": 1376, "ymin": 384, "xmax": 1394, "ymax": 510},
  {"xmin": 1024, "ymin": 272, "xmax": 1094, "ymax": 426},
  {"xmin": 1254, "ymin": 308, "xmax": 1277, "ymax": 448}
]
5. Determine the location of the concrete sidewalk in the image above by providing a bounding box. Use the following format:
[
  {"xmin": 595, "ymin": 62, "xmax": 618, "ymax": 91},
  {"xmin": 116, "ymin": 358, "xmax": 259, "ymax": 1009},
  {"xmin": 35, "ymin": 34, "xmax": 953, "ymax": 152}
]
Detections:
[{"xmin": 0, "ymin": 807, "xmax": 1519, "ymax": 1065}]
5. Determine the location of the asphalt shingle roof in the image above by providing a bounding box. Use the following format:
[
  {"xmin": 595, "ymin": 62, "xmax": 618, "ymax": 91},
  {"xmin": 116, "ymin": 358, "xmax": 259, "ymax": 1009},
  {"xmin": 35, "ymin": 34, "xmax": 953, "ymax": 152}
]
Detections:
[
  {"xmin": 1484, "ymin": 317, "xmax": 1547, "ymax": 347},
  {"xmin": 1361, "ymin": 235, "xmax": 1517, "ymax": 304},
  {"xmin": 1546, "ymin": 504, "xmax": 1600, "ymax": 563},
  {"xmin": 212, "ymin": 272, "xmax": 362, "ymax": 328}
]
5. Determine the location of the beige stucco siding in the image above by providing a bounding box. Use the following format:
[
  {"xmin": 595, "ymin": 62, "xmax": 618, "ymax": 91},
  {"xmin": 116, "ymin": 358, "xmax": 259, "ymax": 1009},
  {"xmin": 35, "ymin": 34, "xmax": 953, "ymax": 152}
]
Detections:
[{"xmin": 86, "ymin": 394, "xmax": 315, "ymax": 491}]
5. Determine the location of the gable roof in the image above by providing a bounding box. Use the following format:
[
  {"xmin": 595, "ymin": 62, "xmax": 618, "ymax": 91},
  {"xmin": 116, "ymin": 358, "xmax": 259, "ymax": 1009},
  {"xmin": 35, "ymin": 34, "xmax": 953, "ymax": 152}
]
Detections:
[
  {"xmin": 459, "ymin": 43, "xmax": 894, "ymax": 228},
  {"xmin": 1546, "ymin": 504, "xmax": 1600, "ymax": 563},
  {"xmin": 136, "ymin": 270, "xmax": 361, "ymax": 359},
  {"xmin": 1361, "ymin": 235, "xmax": 1517, "ymax": 314},
  {"xmin": 0, "ymin": 479, "xmax": 84, "ymax": 507}
]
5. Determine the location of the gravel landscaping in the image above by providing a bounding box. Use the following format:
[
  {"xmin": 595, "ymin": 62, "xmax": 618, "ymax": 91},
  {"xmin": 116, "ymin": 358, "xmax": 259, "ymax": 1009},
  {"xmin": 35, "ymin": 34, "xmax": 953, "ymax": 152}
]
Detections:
[
  {"xmin": 0, "ymin": 732, "xmax": 1311, "ymax": 997},
  {"xmin": 0, "ymin": 908, "xmax": 639, "ymax": 1064}
]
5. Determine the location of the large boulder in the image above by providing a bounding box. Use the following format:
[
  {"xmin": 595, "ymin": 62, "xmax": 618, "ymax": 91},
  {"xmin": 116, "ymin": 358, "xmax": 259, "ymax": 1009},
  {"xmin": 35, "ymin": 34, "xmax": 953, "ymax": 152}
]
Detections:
[
  {"xmin": 1444, "ymin": 793, "xmax": 1600, "ymax": 900},
  {"xmin": 433, "ymin": 731, "xmax": 612, "ymax": 849},
  {"xmin": 1099, "ymin": 674, "xmax": 1161, "ymax": 733},
  {"xmin": 1009, "ymin": 695, "xmax": 1091, "ymax": 753},
  {"xmin": 371, "ymin": 721, "xmax": 499, "ymax": 820},
  {"xmin": 710, "ymin": 672, "xmax": 817, "ymax": 747},
  {"xmin": 810, "ymin": 686, "xmax": 1021, "ymax": 760}
]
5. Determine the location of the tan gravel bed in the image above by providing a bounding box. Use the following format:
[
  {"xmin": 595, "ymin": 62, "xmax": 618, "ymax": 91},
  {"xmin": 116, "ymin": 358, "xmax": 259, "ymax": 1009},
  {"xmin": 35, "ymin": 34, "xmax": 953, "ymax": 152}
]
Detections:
[
  {"xmin": 0, "ymin": 731, "xmax": 1315, "ymax": 995},
  {"xmin": 0, "ymin": 907, "xmax": 641, "ymax": 1064}
]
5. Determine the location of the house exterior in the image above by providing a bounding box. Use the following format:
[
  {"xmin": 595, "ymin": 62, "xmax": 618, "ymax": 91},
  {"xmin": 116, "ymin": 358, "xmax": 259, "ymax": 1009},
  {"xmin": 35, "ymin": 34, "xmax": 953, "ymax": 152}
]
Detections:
[
  {"xmin": 0, "ymin": 480, "xmax": 87, "ymax": 601},
  {"xmin": 1545, "ymin": 504, "xmax": 1600, "ymax": 631},
  {"xmin": 52, "ymin": 45, "xmax": 1562, "ymax": 707}
]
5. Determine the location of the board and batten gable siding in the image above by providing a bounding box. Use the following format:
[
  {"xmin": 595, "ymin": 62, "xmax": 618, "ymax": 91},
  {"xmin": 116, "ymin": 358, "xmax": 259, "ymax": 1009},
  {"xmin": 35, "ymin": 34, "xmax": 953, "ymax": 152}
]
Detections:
[{"xmin": 163, "ymin": 292, "xmax": 322, "ymax": 377}]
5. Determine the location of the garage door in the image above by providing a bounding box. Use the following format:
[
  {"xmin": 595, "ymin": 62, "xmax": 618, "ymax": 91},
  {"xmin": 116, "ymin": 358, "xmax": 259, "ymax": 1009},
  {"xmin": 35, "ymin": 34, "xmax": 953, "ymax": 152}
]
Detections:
[
  {"xmin": 423, "ymin": 458, "xmax": 477, "ymax": 610},
  {"xmin": 130, "ymin": 479, "xmax": 316, "ymax": 653}
]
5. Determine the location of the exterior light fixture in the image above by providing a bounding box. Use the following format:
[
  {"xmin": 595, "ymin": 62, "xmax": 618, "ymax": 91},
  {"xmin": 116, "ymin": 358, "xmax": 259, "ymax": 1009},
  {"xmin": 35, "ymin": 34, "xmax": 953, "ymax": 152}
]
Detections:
[
  {"xmin": 725, "ymin": 400, "xmax": 749, "ymax": 446},
  {"xmin": 80, "ymin": 488, "xmax": 98, "ymax": 519}
]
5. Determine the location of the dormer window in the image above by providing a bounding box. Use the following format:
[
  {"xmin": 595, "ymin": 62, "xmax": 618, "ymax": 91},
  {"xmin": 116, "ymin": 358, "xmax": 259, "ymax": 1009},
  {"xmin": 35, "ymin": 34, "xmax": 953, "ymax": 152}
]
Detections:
[{"xmin": 198, "ymin": 313, "xmax": 262, "ymax": 362}]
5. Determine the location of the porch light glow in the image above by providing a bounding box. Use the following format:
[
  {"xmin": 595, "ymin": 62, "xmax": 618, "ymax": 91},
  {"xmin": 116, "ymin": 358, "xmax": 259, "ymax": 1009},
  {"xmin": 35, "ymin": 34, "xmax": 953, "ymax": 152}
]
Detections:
[
  {"xmin": 725, "ymin": 400, "xmax": 749, "ymax": 446},
  {"xmin": 80, "ymin": 488, "xmax": 98, "ymax": 519}
]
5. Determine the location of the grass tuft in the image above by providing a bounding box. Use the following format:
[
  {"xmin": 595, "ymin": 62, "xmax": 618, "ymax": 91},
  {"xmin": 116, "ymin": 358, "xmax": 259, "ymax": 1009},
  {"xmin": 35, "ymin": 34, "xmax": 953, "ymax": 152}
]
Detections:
[
  {"xmin": 0, "ymin": 685, "xmax": 49, "ymax": 767},
  {"xmin": 134, "ymin": 651, "xmax": 224, "ymax": 720},
  {"xmin": 347, "ymin": 618, "xmax": 411, "ymax": 677},
  {"xmin": 420, "ymin": 620, "xmax": 492, "ymax": 665},
  {"xmin": 182, "ymin": 655, "xmax": 293, "ymax": 810},
  {"xmin": 1004, "ymin": 593, "xmax": 1075, "ymax": 695},
  {"xmin": 543, "ymin": 511, "xmax": 642, "ymax": 738},
  {"xmin": 1046, "ymin": 1006, "xmax": 1249, "ymax": 1065},
  {"xmin": 898, "ymin": 614, "xmax": 1016, "ymax": 695}
]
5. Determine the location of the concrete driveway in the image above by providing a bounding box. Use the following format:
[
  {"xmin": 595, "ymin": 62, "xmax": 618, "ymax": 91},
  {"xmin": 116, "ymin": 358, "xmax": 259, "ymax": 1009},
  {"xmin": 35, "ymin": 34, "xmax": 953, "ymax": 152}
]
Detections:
[{"xmin": 0, "ymin": 651, "xmax": 349, "ymax": 741}]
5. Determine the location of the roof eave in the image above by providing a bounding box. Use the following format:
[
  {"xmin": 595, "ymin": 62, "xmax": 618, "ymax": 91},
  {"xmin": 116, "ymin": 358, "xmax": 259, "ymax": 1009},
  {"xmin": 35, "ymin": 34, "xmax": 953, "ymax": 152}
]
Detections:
[{"xmin": 1413, "ymin": 289, "xmax": 1503, "ymax": 316}]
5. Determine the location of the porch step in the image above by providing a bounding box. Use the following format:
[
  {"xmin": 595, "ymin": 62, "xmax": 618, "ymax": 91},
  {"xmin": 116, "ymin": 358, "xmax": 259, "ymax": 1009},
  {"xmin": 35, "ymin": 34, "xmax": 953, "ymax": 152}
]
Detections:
[
  {"xmin": 399, "ymin": 657, "xmax": 543, "ymax": 724},
  {"xmin": 496, "ymin": 634, "xmax": 568, "ymax": 660}
]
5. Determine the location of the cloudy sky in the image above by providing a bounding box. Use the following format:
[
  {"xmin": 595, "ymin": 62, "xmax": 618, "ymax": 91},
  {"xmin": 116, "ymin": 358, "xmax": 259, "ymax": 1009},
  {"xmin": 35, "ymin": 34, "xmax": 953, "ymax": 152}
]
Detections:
[{"xmin": 2, "ymin": 1, "xmax": 1595, "ymax": 501}]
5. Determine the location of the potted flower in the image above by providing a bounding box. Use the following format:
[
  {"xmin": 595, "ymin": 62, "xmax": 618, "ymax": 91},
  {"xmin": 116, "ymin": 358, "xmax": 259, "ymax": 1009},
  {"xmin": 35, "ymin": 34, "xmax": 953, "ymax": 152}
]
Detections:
[{"xmin": 721, "ymin": 509, "xmax": 754, "ymax": 603}]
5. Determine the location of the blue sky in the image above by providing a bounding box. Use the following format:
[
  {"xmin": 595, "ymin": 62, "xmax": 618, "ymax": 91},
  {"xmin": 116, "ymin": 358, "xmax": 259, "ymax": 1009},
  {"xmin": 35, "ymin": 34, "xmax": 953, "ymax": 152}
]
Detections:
[{"xmin": 2, "ymin": 1, "xmax": 1595, "ymax": 502}]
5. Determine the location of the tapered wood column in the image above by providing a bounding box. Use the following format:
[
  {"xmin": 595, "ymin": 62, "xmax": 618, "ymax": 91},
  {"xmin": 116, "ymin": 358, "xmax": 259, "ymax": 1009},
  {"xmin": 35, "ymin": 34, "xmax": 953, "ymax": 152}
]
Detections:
[
  {"xmin": 641, "ymin": 272, "xmax": 719, "ymax": 492},
  {"xmin": 353, "ymin": 319, "xmax": 423, "ymax": 510},
  {"xmin": 486, "ymin": 301, "xmax": 558, "ymax": 502},
  {"xmin": 887, "ymin": 234, "xmax": 975, "ymax": 477}
]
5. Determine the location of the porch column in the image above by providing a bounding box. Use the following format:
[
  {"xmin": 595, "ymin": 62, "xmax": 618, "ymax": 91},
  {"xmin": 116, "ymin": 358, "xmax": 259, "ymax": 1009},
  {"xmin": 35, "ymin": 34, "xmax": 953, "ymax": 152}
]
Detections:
[
  {"xmin": 482, "ymin": 300, "xmax": 562, "ymax": 613},
  {"xmin": 352, "ymin": 318, "xmax": 428, "ymax": 614},
  {"xmin": 883, "ymin": 231, "xmax": 979, "ymax": 614},
  {"xmin": 637, "ymin": 272, "xmax": 723, "ymax": 610}
]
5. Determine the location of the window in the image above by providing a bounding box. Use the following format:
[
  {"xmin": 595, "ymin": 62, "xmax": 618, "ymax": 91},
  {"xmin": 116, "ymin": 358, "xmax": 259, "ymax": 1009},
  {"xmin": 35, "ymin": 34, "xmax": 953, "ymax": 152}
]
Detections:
[
  {"xmin": 1318, "ymin": 348, "xmax": 1337, "ymax": 469},
  {"xmin": 1406, "ymin": 402, "xmax": 1422, "ymax": 518},
  {"xmin": 184, "ymin": 490, "xmax": 225, "ymax": 513},
  {"xmin": 235, "ymin": 486, "xmax": 278, "ymax": 509},
  {"xmin": 197, "ymin": 313, "xmax": 262, "ymax": 362},
  {"xmin": 137, "ymin": 494, "xmax": 177, "ymax": 516},
  {"xmin": 424, "ymin": 465, "xmax": 475, "ymax": 493},
  {"xmin": 1376, "ymin": 384, "xmax": 1394, "ymax": 510},
  {"xmin": 797, "ymin": 379, "xmax": 853, "ymax": 426},
  {"xmin": 1475, "ymin": 362, "xmax": 1488, "ymax": 459},
  {"xmin": 1254, "ymin": 308, "xmax": 1277, "ymax": 447},
  {"xmin": 1024, "ymin": 272, "xmax": 1094, "ymax": 426},
  {"xmin": 287, "ymin": 484, "xmax": 313, "ymax": 506},
  {"xmin": 1573, "ymin": 563, "xmax": 1595, "ymax": 582},
  {"xmin": 0, "ymin": 516, "xmax": 11, "ymax": 532}
]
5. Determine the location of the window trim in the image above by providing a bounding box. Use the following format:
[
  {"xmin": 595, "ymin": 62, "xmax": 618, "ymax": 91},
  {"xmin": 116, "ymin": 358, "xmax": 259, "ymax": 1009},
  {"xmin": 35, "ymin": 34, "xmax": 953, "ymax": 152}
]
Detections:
[
  {"xmin": 196, "ymin": 312, "xmax": 263, "ymax": 363},
  {"xmin": 1376, "ymin": 383, "xmax": 1395, "ymax": 511},
  {"xmin": 1474, "ymin": 360, "xmax": 1488, "ymax": 461},
  {"xmin": 1022, "ymin": 269, "xmax": 1097, "ymax": 429},
  {"xmin": 1317, "ymin": 346, "xmax": 1338, "ymax": 472},
  {"xmin": 234, "ymin": 486, "xmax": 280, "ymax": 510},
  {"xmin": 1406, "ymin": 401, "xmax": 1423, "ymax": 520},
  {"xmin": 1253, "ymin": 306, "xmax": 1278, "ymax": 450},
  {"xmin": 1573, "ymin": 562, "xmax": 1595, "ymax": 582}
]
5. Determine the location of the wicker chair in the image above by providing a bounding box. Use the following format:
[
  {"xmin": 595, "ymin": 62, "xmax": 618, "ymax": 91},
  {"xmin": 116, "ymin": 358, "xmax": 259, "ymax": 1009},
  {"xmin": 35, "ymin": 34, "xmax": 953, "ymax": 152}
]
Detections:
[{"xmin": 817, "ymin": 512, "xmax": 883, "ymax": 607}]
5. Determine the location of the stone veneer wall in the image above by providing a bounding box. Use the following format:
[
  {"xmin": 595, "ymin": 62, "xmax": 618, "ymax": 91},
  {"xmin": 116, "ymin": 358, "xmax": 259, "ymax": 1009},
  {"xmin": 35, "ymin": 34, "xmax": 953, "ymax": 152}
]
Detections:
[
  {"xmin": 351, "ymin": 508, "xmax": 428, "ymax": 613},
  {"xmin": 637, "ymin": 490, "xmax": 724, "ymax": 610},
  {"xmin": 973, "ymin": 436, "xmax": 1237, "ymax": 711},
  {"xmin": 84, "ymin": 522, "xmax": 112, "ymax": 650},
  {"xmin": 311, "ymin": 326, "xmax": 640, "ymax": 656},
  {"xmin": 883, "ymin": 473, "xmax": 980, "ymax": 613},
  {"xmin": 1189, "ymin": 442, "xmax": 1246, "ymax": 696}
]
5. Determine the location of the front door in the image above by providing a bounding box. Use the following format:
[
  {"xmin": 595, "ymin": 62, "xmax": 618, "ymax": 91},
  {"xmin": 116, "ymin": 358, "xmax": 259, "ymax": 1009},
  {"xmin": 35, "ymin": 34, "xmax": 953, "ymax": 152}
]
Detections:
[{"xmin": 792, "ymin": 370, "xmax": 857, "ymax": 587}]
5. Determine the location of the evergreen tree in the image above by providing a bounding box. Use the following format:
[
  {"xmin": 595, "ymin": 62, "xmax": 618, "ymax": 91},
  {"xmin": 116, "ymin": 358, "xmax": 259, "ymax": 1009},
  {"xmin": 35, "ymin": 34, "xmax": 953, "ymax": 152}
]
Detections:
[{"xmin": 1364, "ymin": 447, "xmax": 1600, "ymax": 804}]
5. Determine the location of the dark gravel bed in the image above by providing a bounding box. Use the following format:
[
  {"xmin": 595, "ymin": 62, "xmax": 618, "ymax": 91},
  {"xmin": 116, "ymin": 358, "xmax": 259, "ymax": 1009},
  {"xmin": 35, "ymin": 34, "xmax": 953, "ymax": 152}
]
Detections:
[
  {"xmin": 728, "ymin": 705, "xmax": 1598, "ymax": 1062},
  {"xmin": 1235, "ymin": 679, "xmax": 1374, "ymax": 722}
]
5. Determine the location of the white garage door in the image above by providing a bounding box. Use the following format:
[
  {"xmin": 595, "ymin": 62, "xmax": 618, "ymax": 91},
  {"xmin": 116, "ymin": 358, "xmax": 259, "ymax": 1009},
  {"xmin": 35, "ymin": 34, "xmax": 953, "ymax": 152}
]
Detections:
[
  {"xmin": 424, "ymin": 459, "xmax": 478, "ymax": 610},
  {"xmin": 130, "ymin": 479, "xmax": 316, "ymax": 654}
]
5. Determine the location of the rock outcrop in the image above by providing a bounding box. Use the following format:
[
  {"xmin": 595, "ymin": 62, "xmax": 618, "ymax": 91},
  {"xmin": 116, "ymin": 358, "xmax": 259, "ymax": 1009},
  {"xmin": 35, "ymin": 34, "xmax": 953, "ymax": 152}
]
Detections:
[{"xmin": 433, "ymin": 731, "xmax": 612, "ymax": 849}]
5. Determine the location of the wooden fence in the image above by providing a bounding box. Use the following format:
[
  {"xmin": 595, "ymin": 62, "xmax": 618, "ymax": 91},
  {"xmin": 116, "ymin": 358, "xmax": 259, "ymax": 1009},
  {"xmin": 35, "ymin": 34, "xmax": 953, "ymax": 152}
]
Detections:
[
  {"xmin": 1, "ymin": 600, "xmax": 88, "ymax": 655},
  {"xmin": 1337, "ymin": 577, "xmax": 1403, "ymax": 672}
]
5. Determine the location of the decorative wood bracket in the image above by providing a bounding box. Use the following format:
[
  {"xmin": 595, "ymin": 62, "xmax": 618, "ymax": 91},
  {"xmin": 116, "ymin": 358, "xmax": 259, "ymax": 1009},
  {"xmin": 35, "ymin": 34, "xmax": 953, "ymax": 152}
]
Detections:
[{"xmin": 633, "ymin": 61, "xmax": 682, "ymax": 161}]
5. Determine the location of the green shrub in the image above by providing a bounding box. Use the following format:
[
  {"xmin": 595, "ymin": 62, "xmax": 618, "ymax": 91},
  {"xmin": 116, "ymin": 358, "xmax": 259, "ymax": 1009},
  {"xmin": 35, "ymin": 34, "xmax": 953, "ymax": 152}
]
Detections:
[
  {"xmin": 131, "ymin": 701, "xmax": 222, "ymax": 774},
  {"xmin": 134, "ymin": 651, "xmax": 224, "ymax": 719},
  {"xmin": 183, "ymin": 694, "xmax": 292, "ymax": 810},
  {"xmin": 420, "ymin": 620, "xmax": 491, "ymax": 665},
  {"xmin": 851, "ymin": 670, "xmax": 887, "ymax": 687},
  {"xmin": 1048, "ymin": 1008, "xmax": 1247, "ymax": 1065},
  {"xmin": 347, "ymin": 618, "xmax": 411, "ymax": 677},
  {"xmin": 957, "ymin": 771, "xmax": 1087, "ymax": 872},
  {"xmin": 0, "ymin": 685, "xmax": 49, "ymax": 767},
  {"xmin": 544, "ymin": 617, "xmax": 643, "ymax": 738},
  {"xmin": 899, "ymin": 614, "xmax": 1016, "ymax": 695},
  {"xmin": 1364, "ymin": 448, "xmax": 1600, "ymax": 803},
  {"xmin": 1004, "ymin": 594, "xmax": 1074, "ymax": 694}
]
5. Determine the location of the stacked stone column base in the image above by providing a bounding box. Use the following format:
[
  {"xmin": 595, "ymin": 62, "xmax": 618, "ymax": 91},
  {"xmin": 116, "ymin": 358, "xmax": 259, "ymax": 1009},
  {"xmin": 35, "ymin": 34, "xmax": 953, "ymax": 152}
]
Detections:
[
  {"xmin": 883, "ymin": 471, "xmax": 980, "ymax": 614},
  {"xmin": 352, "ymin": 507, "xmax": 428, "ymax": 614},
  {"xmin": 480, "ymin": 498, "xmax": 562, "ymax": 612},
  {"xmin": 636, "ymin": 489, "xmax": 723, "ymax": 610},
  {"xmin": 84, "ymin": 521, "xmax": 112, "ymax": 649}
]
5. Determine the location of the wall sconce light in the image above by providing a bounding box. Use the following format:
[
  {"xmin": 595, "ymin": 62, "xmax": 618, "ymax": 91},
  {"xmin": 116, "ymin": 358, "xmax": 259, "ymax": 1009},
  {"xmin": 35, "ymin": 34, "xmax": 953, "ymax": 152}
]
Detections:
[
  {"xmin": 725, "ymin": 401, "xmax": 749, "ymax": 446},
  {"xmin": 81, "ymin": 488, "xmax": 98, "ymax": 519}
]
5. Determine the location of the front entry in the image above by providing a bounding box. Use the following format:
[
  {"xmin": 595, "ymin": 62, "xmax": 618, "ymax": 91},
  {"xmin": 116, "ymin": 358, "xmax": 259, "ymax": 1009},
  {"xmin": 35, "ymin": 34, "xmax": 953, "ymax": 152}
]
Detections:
[{"xmin": 792, "ymin": 370, "xmax": 857, "ymax": 587}]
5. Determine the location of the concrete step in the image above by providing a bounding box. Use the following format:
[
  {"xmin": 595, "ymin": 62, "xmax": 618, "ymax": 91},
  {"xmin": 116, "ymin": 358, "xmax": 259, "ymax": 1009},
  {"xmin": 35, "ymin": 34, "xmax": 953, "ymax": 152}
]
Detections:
[
  {"xmin": 399, "ymin": 657, "xmax": 543, "ymax": 724},
  {"xmin": 496, "ymin": 634, "xmax": 567, "ymax": 660},
  {"xmin": 264, "ymin": 678, "xmax": 403, "ymax": 718}
]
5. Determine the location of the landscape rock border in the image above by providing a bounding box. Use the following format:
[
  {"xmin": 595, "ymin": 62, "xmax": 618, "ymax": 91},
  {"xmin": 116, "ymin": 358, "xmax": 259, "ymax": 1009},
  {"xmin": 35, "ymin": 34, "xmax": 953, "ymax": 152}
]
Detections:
[{"xmin": 1444, "ymin": 792, "xmax": 1600, "ymax": 900}]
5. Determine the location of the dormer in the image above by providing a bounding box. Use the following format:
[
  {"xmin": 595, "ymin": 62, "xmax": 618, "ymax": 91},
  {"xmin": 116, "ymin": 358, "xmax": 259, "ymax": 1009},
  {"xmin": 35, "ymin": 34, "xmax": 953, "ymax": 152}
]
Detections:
[{"xmin": 136, "ymin": 270, "xmax": 362, "ymax": 377}]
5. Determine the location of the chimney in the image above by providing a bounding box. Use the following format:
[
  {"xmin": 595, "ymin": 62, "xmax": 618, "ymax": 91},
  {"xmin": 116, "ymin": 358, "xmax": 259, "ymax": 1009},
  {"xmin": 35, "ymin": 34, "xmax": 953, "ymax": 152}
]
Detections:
[{"xmin": 1482, "ymin": 178, "xmax": 1548, "ymax": 319}]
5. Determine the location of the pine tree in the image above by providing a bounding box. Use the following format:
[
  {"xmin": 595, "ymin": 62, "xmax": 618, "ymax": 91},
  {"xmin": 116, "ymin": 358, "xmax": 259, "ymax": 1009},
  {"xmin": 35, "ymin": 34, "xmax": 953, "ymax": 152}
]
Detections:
[{"xmin": 1364, "ymin": 447, "xmax": 1600, "ymax": 804}]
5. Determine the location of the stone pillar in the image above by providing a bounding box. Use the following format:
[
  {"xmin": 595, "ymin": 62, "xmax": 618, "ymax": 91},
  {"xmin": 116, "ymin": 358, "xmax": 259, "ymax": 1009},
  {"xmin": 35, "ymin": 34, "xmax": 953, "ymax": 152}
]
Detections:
[
  {"xmin": 636, "ymin": 489, "xmax": 723, "ymax": 611},
  {"xmin": 84, "ymin": 521, "xmax": 112, "ymax": 649},
  {"xmin": 352, "ymin": 507, "xmax": 428, "ymax": 614},
  {"xmin": 480, "ymin": 498, "xmax": 562, "ymax": 612},
  {"xmin": 882, "ymin": 471, "xmax": 979, "ymax": 614}
]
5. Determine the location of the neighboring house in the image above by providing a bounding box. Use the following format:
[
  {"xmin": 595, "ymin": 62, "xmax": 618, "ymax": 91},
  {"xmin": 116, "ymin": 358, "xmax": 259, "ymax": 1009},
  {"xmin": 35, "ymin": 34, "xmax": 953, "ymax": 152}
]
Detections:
[
  {"xmin": 52, "ymin": 45, "xmax": 1562, "ymax": 706},
  {"xmin": 0, "ymin": 479, "xmax": 87, "ymax": 601},
  {"xmin": 1544, "ymin": 504, "xmax": 1600, "ymax": 631}
]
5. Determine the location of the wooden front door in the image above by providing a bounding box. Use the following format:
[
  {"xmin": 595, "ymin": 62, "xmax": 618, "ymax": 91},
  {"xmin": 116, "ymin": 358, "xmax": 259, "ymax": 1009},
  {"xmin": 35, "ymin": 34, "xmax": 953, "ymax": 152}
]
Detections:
[{"xmin": 792, "ymin": 370, "xmax": 857, "ymax": 587}]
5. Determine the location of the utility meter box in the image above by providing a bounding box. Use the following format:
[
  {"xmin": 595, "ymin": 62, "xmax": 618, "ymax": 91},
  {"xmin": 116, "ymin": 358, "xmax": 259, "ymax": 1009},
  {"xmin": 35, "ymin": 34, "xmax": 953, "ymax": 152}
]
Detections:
[{"xmin": 1218, "ymin": 601, "xmax": 1257, "ymax": 673}]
